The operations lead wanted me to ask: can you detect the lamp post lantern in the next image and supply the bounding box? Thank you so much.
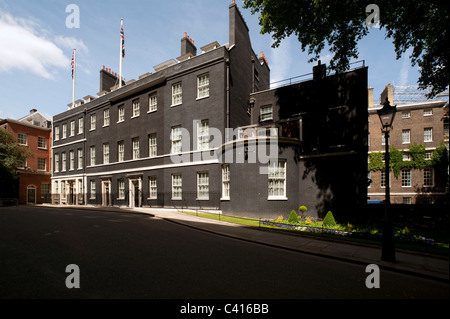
[377,97,397,262]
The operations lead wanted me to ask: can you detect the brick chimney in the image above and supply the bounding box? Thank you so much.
[99,65,125,92]
[380,83,394,105]
[313,60,326,81]
[368,86,374,107]
[181,32,197,57]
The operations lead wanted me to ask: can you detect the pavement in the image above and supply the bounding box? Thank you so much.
[40,204,449,282]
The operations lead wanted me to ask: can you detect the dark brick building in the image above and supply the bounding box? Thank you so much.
[51,2,368,219]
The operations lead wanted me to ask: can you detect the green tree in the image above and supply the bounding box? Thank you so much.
[0,129,33,197]
[242,0,448,98]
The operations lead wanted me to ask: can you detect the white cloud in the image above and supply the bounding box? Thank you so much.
[54,35,89,54]
[398,48,412,87]
[0,10,70,79]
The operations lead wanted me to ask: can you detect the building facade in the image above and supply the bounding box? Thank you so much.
[52,2,269,210]
[1,110,52,204]
[368,84,449,204]
[51,2,369,220]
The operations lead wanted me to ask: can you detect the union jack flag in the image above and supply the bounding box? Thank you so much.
[71,49,75,79]
[120,23,125,58]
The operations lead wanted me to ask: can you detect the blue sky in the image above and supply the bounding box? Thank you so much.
[0,0,421,121]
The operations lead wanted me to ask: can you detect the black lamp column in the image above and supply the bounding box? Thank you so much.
[377,98,397,262]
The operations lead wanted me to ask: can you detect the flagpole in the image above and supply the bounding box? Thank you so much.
[119,18,123,88]
[72,48,76,109]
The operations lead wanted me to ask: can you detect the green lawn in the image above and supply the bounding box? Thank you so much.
[180,210,449,256]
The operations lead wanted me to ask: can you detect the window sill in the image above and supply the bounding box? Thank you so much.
[267,197,288,201]
[147,197,157,200]
[131,115,140,119]
[147,109,157,114]
[220,197,230,201]
[171,103,182,108]
[196,95,209,101]
[102,124,110,128]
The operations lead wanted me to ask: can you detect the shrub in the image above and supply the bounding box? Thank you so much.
[299,206,307,214]
[323,211,336,227]
[276,215,284,223]
[288,210,298,224]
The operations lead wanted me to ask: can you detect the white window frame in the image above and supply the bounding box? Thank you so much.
[424,151,433,160]
[197,73,209,99]
[103,143,110,164]
[103,108,110,126]
[132,137,140,160]
[17,133,27,145]
[423,109,433,116]
[171,126,182,154]
[90,114,96,131]
[402,129,410,144]
[424,127,433,142]
[118,105,125,123]
[197,120,209,150]
[149,176,157,199]
[62,124,67,139]
[149,133,157,157]
[69,150,74,170]
[54,126,60,141]
[268,159,287,199]
[148,93,157,113]
[402,111,411,119]
[401,169,411,187]
[70,121,75,136]
[172,174,182,200]
[77,148,83,169]
[172,82,182,106]
[260,105,273,121]
[38,136,47,149]
[132,99,140,118]
[197,172,209,200]
[41,183,50,199]
[90,146,96,166]
[380,170,391,188]
[61,152,67,172]
[221,164,230,200]
[90,180,96,199]
[38,157,46,171]
[78,117,83,134]
[423,168,434,187]
[54,153,59,172]
[118,141,125,162]
[118,179,125,199]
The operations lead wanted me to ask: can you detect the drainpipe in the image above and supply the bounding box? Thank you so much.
[226,57,230,142]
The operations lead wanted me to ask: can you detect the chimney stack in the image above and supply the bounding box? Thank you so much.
[181,32,197,57]
[368,86,374,108]
[380,83,394,105]
[313,60,326,81]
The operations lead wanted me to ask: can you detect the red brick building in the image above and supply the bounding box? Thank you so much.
[368,84,449,204]
[0,110,52,204]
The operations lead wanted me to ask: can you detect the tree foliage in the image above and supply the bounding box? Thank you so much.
[242,0,449,97]
[0,129,33,175]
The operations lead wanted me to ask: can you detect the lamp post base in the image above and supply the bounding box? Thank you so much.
[381,220,396,262]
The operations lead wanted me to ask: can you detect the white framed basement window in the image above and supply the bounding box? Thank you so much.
[268,159,287,200]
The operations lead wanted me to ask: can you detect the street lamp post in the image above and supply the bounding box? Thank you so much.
[377,97,397,262]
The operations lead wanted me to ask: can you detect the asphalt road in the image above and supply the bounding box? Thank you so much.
[1,205,448,300]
